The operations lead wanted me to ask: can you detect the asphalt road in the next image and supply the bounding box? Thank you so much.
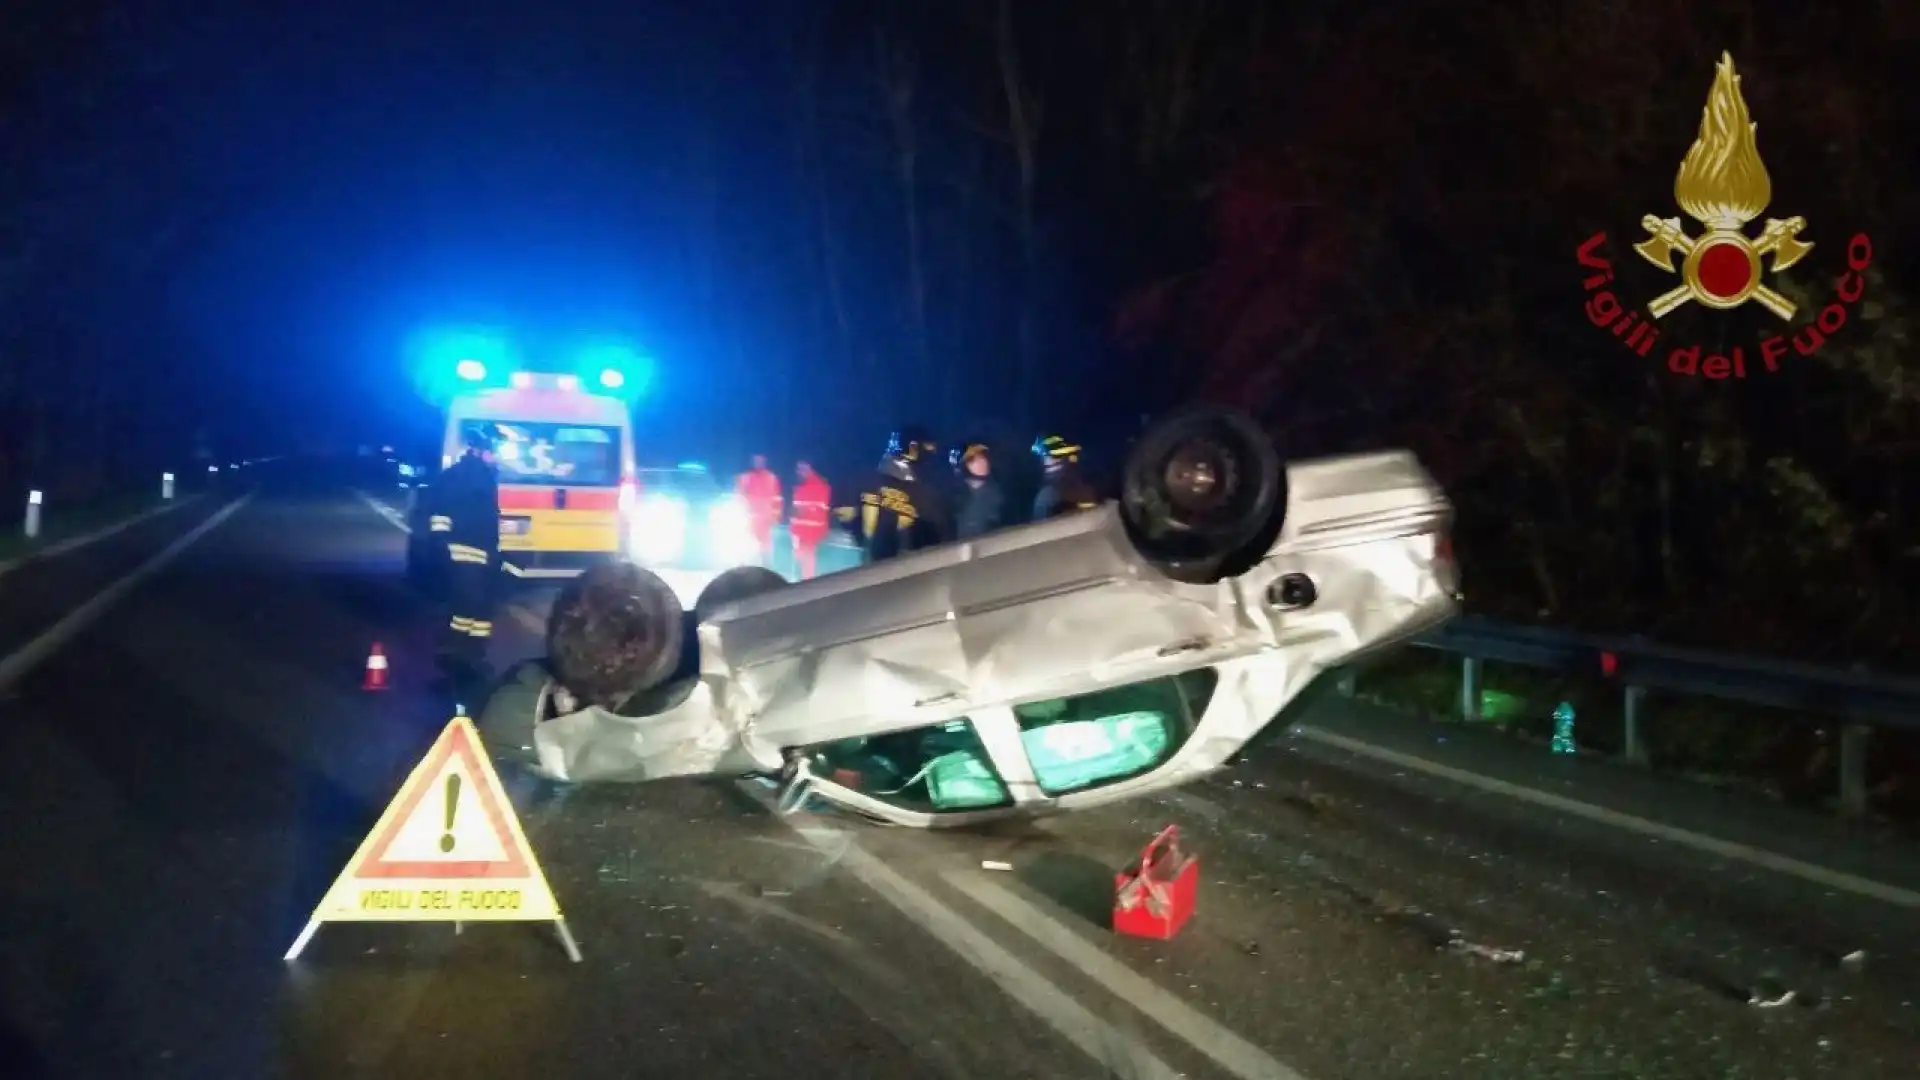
[1,472,1916,1079]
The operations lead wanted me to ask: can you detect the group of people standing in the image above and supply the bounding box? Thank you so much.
[731,454,834,579]
[731,427,1103,574]
[420,421,1107,693]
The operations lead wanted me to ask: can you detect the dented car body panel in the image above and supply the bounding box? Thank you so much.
[502,448,1458,827]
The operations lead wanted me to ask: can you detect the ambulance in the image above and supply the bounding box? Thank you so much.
[408,360,639,582]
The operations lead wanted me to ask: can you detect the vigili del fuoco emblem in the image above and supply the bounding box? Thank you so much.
[1574,52,1874,379]
[1633,52,1811,321]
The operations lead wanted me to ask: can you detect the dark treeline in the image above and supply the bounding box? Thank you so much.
[2,0,1915,668]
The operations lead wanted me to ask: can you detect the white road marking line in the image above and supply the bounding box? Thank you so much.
[506,605,545,635]
[352,489,411,533]
[733,784,1186,1080]
[1293,725,1920,910]
[948,873,1312,1080]
[0,496,200,581]
[0,494,255,692]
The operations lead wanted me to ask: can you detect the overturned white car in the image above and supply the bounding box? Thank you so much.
[477,408,1459,827]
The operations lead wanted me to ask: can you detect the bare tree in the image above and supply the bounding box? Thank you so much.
[790,22,862,380]
[873,23,930,377]
[992,0,1042,419]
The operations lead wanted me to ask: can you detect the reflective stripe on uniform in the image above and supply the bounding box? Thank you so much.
[465,620,493,639]
[447,543,490,564]
[450,615,474,632]
[429,515,452,532]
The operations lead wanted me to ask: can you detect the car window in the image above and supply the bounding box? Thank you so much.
[802,718,1012,812]
[1011,669,1219,796]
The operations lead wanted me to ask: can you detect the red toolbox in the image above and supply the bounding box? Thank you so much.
[1112,825,1198,940]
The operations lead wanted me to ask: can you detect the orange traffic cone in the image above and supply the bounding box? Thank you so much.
[362,643,390,691]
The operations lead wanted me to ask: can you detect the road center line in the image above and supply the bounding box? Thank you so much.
[947,872,1313,1080]
[0,494,255,692]
[352,489,412,533]
[1293,725,1920,910]
[731,784,1187,1079]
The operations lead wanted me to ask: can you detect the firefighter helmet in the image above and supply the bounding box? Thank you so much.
[887,425,938,464]
[1032,433,1080,468]
[950,441,989,471]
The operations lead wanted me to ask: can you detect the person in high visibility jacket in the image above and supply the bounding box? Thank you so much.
[423,422,503,683]
[789,461,832,579]
[1032,433,1101,520]
[736,454,784,566]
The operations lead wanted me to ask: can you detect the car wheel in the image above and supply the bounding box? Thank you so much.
[1119,406,1286,584]
[548,563,686,703]
[694,565,790,620]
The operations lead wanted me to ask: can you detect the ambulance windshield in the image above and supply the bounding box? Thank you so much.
[478,420,623,487]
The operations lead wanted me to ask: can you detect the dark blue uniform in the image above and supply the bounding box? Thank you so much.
[1033,465,1099,520]
[423,450,500,667]
[858,458,953,561]
[954,477,1005,539]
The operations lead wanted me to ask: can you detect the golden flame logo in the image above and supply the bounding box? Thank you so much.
[1632,53,1813,321]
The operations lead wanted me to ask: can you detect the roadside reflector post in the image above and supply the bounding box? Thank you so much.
[1458,656,1481,721]
[161,472,176,501]
[23,489,42,540]
[1838,724,1871,819]
[1621,685,1649,765]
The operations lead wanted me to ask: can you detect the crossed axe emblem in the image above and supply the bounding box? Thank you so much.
[1632,215,1813,321]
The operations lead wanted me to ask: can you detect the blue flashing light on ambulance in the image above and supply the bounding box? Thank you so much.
[407,340,648,584]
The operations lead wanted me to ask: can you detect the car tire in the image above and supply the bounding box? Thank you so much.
[548,563,686,703]
[1119,406,1286,584]
[694,565,790,620]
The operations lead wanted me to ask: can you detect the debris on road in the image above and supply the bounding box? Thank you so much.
[1449,938,1526,964]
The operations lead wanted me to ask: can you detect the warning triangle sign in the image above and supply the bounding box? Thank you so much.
[293,715,563,934]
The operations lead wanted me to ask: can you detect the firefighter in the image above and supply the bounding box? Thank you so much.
[424,422,503,685]
[789,460,832,579]
[736,453,784,567]
[1031,433,1100,520]
[855,425,952,561]
[950,441,1004,540]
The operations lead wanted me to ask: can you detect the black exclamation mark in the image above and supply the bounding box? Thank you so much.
[440,774,461,853]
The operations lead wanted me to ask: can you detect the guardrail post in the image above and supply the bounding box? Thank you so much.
[161,472,175,501]
[1459,657,1481,721]
[1621,685,1649,765]
[23,489,42,540]
[1838,724,1871,818]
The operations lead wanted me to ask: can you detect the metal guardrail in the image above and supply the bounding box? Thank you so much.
[1396,616,1920,817]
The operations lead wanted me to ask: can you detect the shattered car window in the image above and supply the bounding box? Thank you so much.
[805,719,1012,812]
[1013,669,1219,796]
